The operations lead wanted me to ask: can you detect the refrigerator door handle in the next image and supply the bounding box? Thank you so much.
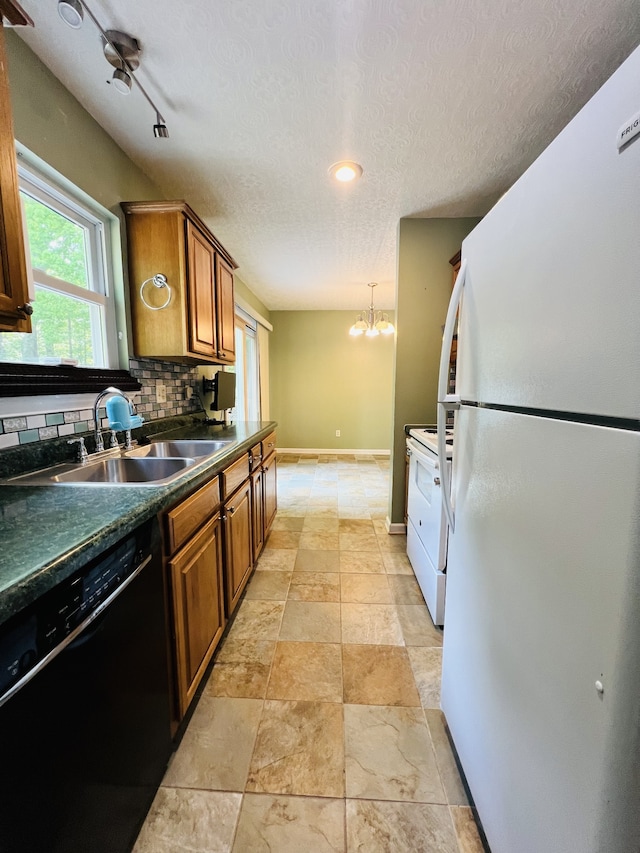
[437,258,467,532]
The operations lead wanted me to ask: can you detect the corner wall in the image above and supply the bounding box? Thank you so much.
[389,218,480,523]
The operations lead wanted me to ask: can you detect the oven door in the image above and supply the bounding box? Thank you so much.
[406,437,448,626]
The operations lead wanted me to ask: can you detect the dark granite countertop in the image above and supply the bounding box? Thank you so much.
[0,419,276,628]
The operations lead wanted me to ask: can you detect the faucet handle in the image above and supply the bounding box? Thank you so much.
[68,437,88,463]
[108,429,120,449]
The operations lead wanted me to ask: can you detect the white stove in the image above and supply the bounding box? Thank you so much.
[408,427,454,458]
[405,426,453,626]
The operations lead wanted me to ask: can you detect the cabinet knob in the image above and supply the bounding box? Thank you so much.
[17,304,34,317]
[434,477,441,486]
[228,505,236,515]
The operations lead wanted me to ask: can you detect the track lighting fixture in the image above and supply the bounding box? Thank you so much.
[55,0,169,138]
[57,0,83,29]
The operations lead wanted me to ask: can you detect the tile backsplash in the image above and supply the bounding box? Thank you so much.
[0,357,204,450]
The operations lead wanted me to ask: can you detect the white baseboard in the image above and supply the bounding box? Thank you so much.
[385,518,407,535]
[278,448,390,456]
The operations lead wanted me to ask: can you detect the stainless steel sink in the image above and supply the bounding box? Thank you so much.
[127,440,234,459]
[8,456,196,487]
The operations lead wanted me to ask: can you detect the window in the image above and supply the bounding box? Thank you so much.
[0,165,117,368]
[234,313,260,421]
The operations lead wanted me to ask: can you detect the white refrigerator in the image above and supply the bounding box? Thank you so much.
[437,44,640,853]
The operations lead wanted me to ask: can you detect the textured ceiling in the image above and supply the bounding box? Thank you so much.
[14,0,640,310]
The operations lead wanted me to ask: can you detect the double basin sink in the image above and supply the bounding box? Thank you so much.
[7,440,235,487]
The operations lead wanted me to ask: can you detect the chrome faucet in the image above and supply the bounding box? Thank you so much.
[93,386,136,452]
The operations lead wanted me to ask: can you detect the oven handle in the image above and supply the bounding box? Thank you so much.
[437,257,467,533]
[406,438,440,474]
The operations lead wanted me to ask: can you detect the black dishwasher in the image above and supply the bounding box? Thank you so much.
[0,518,173,853]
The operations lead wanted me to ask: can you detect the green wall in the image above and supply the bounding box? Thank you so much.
[270,311,394,450]
[389,218,481,523]
[5,32,162,213]
[234,274,270,323]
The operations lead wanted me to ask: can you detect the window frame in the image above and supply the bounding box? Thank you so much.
[0,153,135,397]
[234,311,260,422]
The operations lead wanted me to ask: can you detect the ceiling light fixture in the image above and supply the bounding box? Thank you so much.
[349,283,395,338]
[56,1,169,138]
[57,0,83,28]
[329,161,363,183]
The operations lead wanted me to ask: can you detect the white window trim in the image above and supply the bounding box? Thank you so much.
[15,148,121,370]
[234,294,273,332]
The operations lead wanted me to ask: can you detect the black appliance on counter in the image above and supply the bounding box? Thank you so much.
[0,518,173,853]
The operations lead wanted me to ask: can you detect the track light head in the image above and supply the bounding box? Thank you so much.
[153,117,169,138]
[111,67,132,94]
[58,0,84,28]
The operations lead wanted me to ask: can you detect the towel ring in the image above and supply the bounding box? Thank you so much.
[140,273,171,310]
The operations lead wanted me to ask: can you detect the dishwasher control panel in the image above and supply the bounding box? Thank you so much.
[0,519,155,701]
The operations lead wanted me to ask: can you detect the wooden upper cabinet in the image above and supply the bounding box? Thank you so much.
[448,250,461,364]
[0,22,32,333]
[187,220,217,358]
[215,254,235,363]
[449,249,461,286]
[121,200,237,364]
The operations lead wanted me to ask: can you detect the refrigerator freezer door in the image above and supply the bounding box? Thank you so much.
[441,406,640,853]
[456,45,640,420]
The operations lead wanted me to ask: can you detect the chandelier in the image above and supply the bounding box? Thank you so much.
[349,283,395,337]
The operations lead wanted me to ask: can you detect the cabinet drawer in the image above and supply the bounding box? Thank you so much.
[261,431,276,460]
[165,477,221,554]
[222,453,250,499]
[249,442,262,471]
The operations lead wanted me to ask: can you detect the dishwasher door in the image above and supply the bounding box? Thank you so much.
[0,521,173,853]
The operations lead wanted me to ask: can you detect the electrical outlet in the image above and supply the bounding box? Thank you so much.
[156,383,167,404]
[185,386,194,400]
[335,429,341,437]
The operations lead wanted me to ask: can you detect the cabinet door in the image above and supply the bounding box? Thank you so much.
[263,453,278,539]
[0,24,31,333]
[223,479,253,614]
[186,221,217,358]
[251,467,265,562]
[169,513,225,719]
[215,254,235,363]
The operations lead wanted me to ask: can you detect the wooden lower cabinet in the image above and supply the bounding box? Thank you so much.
[168,513,225,720]
[251,466,265,562]
[263,452,277,539]
[162,435,276,722]
[223,478,253,614]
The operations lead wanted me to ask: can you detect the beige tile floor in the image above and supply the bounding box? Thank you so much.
[134,454,485,853]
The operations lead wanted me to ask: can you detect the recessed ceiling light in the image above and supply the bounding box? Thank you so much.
[329,161,363,183]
